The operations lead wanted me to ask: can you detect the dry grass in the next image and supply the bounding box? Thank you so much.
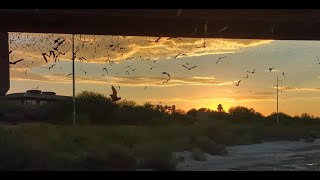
[1,113,320,170]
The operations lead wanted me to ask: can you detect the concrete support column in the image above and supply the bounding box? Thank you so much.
[0,32,9,96]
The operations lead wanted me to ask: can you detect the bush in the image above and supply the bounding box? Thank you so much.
[229,106,263,121]
[303,136,316,143]
[194,136,227,155]
[303,130,318,143]
[191,147,206,161]
[186,108,198,118]
[77,91,119,124]
[80,144,137,171]
[135,143,177,171]
[207,125,237,145]
[46,91,191,126]
[0,129,47,170]
[267,112,292,121]
[209,111,230,120]
[140,154,176,171]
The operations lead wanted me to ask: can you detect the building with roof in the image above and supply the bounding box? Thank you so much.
[0,89,71,106]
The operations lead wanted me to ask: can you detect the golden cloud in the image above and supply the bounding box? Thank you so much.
[9,32,272,66]
[280,86,320,92]
[10,68,234,87]
[143,97,234,102]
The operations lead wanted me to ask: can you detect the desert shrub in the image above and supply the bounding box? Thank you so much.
[79,144,137,171]
[0,128,48,170]
[135,142,177,171]
[194,136,227,155]
[77,91,119,124]
[229,106,263,121]
[186,108,198,118]
[191,147,206,161]
[209,111,231,120]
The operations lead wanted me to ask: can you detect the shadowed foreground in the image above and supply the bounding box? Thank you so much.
[1,91,320,170]
[1,120,320,171]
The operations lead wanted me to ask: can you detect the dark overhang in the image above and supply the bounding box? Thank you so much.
[1,9,320,40]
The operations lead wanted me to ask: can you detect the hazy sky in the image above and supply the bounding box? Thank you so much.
[7,32,320,116]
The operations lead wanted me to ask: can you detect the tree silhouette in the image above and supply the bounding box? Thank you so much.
[164,105,168,114]
[229,106,263,120]
[267,112,291,121]
[167,106,172,114]
[198,108,211,113]
[143,102,155,110]
[171,105,176,114]
[217,104,224,112]
[187,108,198,118]
[301,113,313,120]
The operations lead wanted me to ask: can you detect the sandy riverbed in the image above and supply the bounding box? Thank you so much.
[176,139,320,171]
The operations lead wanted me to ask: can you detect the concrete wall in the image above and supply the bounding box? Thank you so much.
[0,32,9,96]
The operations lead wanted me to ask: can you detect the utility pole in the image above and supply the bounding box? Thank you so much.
[273,76,282,123]
[277,76,279,123]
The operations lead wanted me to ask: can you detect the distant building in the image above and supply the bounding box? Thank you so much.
[0,90,71,106]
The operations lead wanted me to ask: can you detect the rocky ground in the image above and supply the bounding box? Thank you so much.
[176,139,320,171]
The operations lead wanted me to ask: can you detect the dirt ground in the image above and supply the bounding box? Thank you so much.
[176,139,320,171]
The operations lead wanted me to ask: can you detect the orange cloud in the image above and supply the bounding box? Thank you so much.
[10,67,235,87]
[9,32,273,66]
[280,86,320,92]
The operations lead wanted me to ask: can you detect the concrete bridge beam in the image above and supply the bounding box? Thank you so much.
[0,32,9,96]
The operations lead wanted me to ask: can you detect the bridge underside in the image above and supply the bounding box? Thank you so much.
[1,9,320,40]
[1,9,320,95]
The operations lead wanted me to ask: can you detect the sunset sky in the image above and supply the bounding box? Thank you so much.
[7,32,320,116]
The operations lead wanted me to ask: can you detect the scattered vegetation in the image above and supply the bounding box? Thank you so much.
[1,91,320,170]
[191,147,206,161]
